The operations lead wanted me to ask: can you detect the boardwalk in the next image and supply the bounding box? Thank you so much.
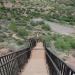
[20,42,48,75]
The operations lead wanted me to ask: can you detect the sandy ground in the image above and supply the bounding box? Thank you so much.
[20,42,49,75]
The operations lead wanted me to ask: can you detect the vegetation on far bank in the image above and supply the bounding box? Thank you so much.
[0,0,75,55]
[0,0,75,25]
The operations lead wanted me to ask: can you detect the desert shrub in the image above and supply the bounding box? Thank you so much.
[55,35,75,51]
[52,34,61,40]
[0,37,4,42]
[63,36,75,49]
[9,21,17,32]
[70,40,75,49]
[0,26,2,29]
[0,33,7,42]
[42,24,50,31]
[29,11,41,18]
[55,37,71,51]
[17,28,28,38]
[43,35,51,42]
[42,34,51,47]
[16,40,24,45]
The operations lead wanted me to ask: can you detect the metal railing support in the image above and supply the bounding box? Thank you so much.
[44,43,75,75]
[0,38,36,75]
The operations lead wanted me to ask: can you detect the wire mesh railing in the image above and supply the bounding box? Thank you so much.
[44,43,75,75]
[0,38,36,75]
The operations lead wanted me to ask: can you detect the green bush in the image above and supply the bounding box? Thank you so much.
[55,35,75,51]
[17,28,28,38]
[55,37,71,51]
[42,24,50,31]
[42,34,51,47]
[16,40,24,45]
[70,40,75,48]
[9,21,17,32]
[52,34,61,40]
[0,26,2,29]
[29,11,41,18]
[43,35,51,42]
[63,36,75,49]
[0,37,4,42]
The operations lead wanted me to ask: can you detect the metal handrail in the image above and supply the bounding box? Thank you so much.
[46,51,61,75]
[47,47,75,72]
[0,49,31,68]
[0,38,36,75]
[45,43,75,75]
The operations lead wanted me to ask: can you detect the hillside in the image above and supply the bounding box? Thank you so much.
[0,0,75,56]
[0,0,75,25]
